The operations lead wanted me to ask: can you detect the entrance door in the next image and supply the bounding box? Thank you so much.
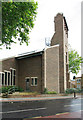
[26,78,30,91]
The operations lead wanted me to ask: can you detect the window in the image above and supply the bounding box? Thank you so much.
[0,73,1,85]
[13,70,15,85]
[0,68,16,86]
[66,52,67,63]
[5,72,7,85]
[35,78,37,85]
[0,72,5,86]
[11,69,12,85]
[77,84,80,89]
[2,73,4,85]
[31,77,37,86]
[10,68,16,86]
[31,78,34,86]
[77,79,80,83]
[8,72,10,85]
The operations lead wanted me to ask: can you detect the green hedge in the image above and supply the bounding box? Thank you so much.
[65,88,83,94]
[47,91,57,94]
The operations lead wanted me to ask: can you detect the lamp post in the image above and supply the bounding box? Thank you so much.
[73,76,76,98]
[74,86,76,98]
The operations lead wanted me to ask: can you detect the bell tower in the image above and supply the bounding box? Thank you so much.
[51,13,70,93]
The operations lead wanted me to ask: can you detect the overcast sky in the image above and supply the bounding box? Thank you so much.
[0,0,82,77]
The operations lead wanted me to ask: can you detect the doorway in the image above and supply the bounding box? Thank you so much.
[25,78,30,91]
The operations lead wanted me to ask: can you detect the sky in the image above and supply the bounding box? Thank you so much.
[0,0,82,78]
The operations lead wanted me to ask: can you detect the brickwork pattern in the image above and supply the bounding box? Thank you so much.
[0,61,2,72]
[45,45,59,93]
[51,13,70,93]
[17,55,42,92]
[2,57,18,86]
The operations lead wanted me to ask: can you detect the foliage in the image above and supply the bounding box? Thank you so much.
[43,88,48,94]
[15,86,24,92]
[76,88,83,93]
[69,48,83,75]
[0,86,24,93]
[65,88,76,94]
[65,88,83,94]
[43,88,57,94]
[47,91,57,94]
[2,1,38,48]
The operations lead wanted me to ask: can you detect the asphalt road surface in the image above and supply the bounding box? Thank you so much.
[1,98,82,119]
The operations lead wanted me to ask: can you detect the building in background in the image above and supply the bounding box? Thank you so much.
[0,13,70,93]
[70,76,82,89]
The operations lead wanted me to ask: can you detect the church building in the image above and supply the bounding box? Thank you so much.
[0,13,70,93]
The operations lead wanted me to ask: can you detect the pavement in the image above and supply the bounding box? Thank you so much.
[41,111,82,118]
[27,111,81,119]
[26,111,82,120]
[23,110,82,119]
[0,94,81,102]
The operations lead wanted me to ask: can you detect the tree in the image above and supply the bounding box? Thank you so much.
[1,1,38,48]
[69,49,83,75]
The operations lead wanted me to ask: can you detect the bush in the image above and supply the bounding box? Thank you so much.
[65,88,76,94]
[0,86,24,94]
[2,86,8,93]
[65,88,83,94]
[43,88,48,94]
[43,88,57,94]
[16,86,24,92]
[81,89,83,93]
[47,91,57,94]
[2,86,12,93]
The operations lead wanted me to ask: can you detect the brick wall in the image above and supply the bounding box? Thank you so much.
[2,57,18,86]
[2,57,16,71]
[51,13,70,93]
[17,55,43,93]
[45,45,59,93]
[66,64,70,88]
[0,60,2,72]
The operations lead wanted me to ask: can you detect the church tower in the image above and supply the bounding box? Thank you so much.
[51,13,70,93]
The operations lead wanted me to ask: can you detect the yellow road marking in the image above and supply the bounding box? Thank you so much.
[33,116,41,118]
[56,112,69,115]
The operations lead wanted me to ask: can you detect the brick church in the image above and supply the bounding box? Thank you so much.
[0,13,70,93]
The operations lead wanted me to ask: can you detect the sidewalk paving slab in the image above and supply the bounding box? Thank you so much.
[0,95,81,102]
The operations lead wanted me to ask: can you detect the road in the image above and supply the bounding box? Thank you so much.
[1,98,82,119]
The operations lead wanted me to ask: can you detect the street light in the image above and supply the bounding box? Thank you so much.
[73,76,76,98]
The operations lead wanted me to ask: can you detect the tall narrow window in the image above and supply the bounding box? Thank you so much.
[10,68,16,86]
[0,73,1,86]
[11,69,12,85]
[2,73,4,86]
[5,72,7,85]
[31,78,34,86]
[8,72,10,85]
[13,70,15,85]
[35,78,37,86]
[0,72,4,86]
